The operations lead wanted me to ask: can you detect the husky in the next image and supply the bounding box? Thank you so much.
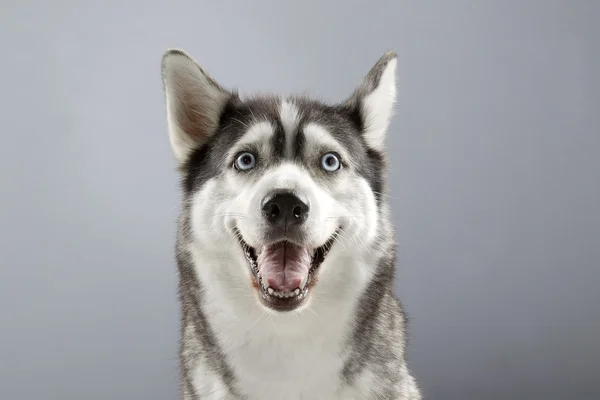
[160,48,421,400]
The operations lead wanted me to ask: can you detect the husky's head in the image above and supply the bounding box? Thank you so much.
[162,49,397,314]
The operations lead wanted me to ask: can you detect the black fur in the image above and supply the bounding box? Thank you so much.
[162,48,420,399]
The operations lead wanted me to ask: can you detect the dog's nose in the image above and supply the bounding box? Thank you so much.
[261,191,309,226]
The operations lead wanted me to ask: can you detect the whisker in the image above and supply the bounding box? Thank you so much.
[219,229,241,262]
[333,230,351,254]
[268,314,280,335]
[196,385,231,398]
[230,117,250,128]
[306,306,318,317]
[350,231,376,258]
[243,310,267,333]
[211,213,246,218]
[371,191,402,200]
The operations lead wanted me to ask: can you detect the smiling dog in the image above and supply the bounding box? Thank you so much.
[161,48,421,399]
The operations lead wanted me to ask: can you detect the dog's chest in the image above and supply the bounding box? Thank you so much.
[205,306,352,400]
[231,333,346,399]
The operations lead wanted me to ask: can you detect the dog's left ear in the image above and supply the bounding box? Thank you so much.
[161,49,232,164]
[343,51,397,151]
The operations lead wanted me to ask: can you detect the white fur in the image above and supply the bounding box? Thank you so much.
[185,115,384,398]
[303,122,352,167]
[166,50,417,397]
[278,100,301,157]
[190,247,368,399]
[184,324,232,399]
[361,57,397,151]
[227,120,275,161]
[235,162,340,254]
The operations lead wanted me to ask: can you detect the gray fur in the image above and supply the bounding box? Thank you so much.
[161,49,421,399]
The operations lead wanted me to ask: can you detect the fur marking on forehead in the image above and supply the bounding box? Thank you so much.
[302,122,349,159]
[278,100,301,158]
[236,121,274,147]
[228,120,275,160]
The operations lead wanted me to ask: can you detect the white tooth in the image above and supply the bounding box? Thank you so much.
[300,274,308,290]
[261,278,268,289]
[284,292,290,298]
[294,288,300,296]
[267,287,274,295]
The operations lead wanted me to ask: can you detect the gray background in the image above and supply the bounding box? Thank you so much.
[1,1,599,399]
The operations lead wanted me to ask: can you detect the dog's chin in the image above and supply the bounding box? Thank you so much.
[235,228,339,312]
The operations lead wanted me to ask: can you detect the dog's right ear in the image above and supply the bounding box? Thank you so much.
[342,51,397,152]
[161,49,232,164]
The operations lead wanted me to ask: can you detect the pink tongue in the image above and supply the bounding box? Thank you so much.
[257,242,311,292]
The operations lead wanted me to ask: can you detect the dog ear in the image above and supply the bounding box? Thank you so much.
[343,51,397,151]
[161,49,232,163]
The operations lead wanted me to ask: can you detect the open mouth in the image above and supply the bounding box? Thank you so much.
[237,231,338,311]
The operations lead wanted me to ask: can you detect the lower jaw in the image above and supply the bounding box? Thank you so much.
[258,286,309,311]
[255,273,313,311]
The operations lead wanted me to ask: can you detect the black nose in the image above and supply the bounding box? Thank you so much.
[261,191,309,226]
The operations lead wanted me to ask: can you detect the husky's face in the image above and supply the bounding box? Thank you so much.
[162,50,396,313]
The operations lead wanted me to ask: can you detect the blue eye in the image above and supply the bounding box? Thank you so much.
[321,152,341,172]
[234,152,257,171]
